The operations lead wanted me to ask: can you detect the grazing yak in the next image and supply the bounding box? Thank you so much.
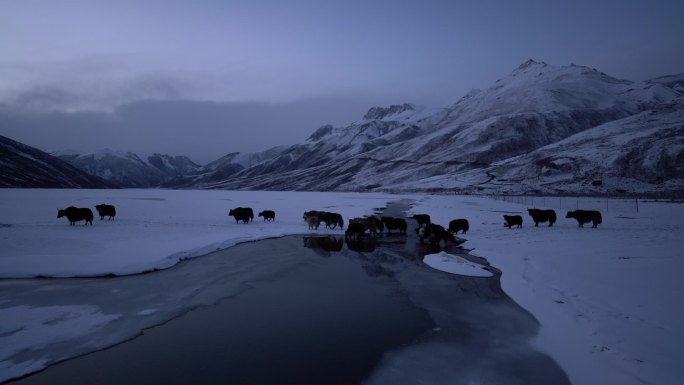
[229,207,254,224]
[504,215,523,229]
[527,208,556,227]
[258,210,276,222]
[566,210,602,228]
[369,216,384,233]
[416,223,456,248]
[448,219,469,234]
[95,204,116,220]
[350,218,379,237]
[58,206,93,226]
[381,216,407,234]
[345,221,367,240]
[303,211,321,230]
[412,214,431,228]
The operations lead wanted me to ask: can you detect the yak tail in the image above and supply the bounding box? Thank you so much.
[596,212,603,224]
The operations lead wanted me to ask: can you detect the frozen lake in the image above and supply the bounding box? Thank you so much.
[4,233,568,385]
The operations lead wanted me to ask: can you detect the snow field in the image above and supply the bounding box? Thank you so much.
[409,195,684,385]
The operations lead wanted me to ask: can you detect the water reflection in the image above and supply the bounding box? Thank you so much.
[303,236,344,253]
[7,235,568,385]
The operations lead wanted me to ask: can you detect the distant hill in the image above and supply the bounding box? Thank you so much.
[0,135,113,188]
[55,149,201,188]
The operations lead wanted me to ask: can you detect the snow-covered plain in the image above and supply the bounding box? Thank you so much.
[1,189,682,385]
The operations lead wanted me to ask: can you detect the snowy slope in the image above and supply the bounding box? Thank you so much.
[169,60,683,195]
[0,135,112,188]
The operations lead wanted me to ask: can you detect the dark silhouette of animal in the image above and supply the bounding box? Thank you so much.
[448,219,469,234]
[369,216,384,233]
[258,210,275,221]
[57,207,93,226]
[319,212,344,229]
[304,212,320,230]
[504,215,523,229]
[416,223,456,247]
[381,216,407,234]
[566,210,602,228]
[229,207,254,224]
[412,214,431,228]
[527,209,556,227]
[345,221,367,240]
[94,204,116,220]
[350,218,378,236]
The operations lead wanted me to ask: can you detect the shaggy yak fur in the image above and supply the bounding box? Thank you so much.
[368,216,384,233]
[381,216,407,234]
[527,208,557,227]
[303,211,321,230]
[503,215,523,229]
[448,219,470,234]
[345,221,367,240]
[349,218,378,236]
[258,210,276,221]
[416,223,456,247]
[229,207,254,224]
[58,206,94,226]
[566,210,602,228]
[412,214,431,228]
[319,212,344,230]
[94,204,116,220]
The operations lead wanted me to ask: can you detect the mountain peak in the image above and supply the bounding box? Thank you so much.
[363,104,414,120]
[517,59,547,70]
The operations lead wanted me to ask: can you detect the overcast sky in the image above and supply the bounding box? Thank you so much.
[2,0,683,163]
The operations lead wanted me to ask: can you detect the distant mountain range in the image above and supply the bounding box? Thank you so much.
[53,150,200,188]
[3,60,683,195]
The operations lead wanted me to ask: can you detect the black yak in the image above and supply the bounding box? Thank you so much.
[416,223,456,247]
[95,204,116,220]
[368,216,384,233]
[58,206,93,226]
[229,207,254,224]
[527,209,557,227]
[319,212,344,230]
[258,210,276,221]
[448,219,470,234]
[381,216,407,234]
[566,210,602,228]
[504,215,523,229]
[345,221,367,240]
[412,214,431,228]
[350,218,378,237]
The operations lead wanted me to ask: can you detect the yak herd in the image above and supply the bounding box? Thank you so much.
[56,202,603,248]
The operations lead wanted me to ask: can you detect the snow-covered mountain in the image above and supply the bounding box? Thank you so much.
[0,135,113,188]
[56,149,200,188]
[167,60,683,195]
